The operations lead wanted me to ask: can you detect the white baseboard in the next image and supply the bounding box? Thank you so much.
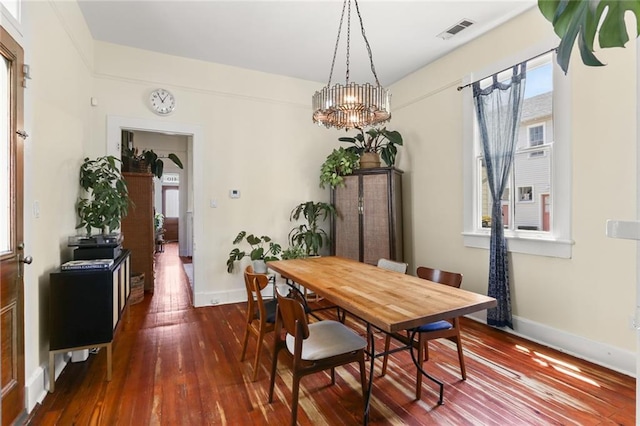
[25,352,71,414]
[194,283,288,308]
[467,311,635,377]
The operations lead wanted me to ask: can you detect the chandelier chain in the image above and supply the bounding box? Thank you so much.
[327,0,348,87]
[353,0,381,87]
[345,0,351,84]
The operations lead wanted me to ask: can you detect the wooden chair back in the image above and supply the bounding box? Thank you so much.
[244,266,270,320]
[377,258,408,274]
[416,266,462,288]
[276,291,309,340]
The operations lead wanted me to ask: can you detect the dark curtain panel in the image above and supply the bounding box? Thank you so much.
[473,63,527,329]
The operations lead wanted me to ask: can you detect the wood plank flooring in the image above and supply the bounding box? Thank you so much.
[28,243,635,425]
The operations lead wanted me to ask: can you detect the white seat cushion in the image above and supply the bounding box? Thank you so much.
[286,320,367,361]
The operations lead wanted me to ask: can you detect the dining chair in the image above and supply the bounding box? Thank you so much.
[377,258,408,274]
[268,290,368,426]
[240,265,277,381]
[380,266,466,399]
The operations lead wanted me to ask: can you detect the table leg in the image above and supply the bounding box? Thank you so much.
[49,351,55,393]
[363,323,375,425]
[409,329,444,404]
[106,342,112,381]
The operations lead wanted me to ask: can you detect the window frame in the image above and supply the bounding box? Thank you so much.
[527,123,545,147]
[462,39,573,258]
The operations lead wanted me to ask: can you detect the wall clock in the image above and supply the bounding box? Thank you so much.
[149,88,176,115]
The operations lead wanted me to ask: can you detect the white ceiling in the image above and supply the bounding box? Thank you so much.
[77,0,536,86]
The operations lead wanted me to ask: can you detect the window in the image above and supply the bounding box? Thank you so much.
[463,44,573,258]
[528,124,545,147]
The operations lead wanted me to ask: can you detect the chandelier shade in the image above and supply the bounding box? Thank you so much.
[312,0,391,130]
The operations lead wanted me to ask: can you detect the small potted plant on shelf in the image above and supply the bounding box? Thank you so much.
[281,244,308,260]
[122,148,184,179]
[288,201,336,256]
[339,127,403,168]
[226,231,282,273]
[76,156,129,237]
[319,147,359,189]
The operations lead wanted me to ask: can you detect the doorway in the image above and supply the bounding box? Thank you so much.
[107,116,201,305]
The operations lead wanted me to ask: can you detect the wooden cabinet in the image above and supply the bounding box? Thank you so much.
[121,173,155,292]
[49,250,130,392]
[331,167,403,264]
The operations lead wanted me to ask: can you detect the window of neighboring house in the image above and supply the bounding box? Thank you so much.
[463,43,573,258]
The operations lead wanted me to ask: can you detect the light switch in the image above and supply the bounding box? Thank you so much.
[33,200,40,218]
[210,199,217,208]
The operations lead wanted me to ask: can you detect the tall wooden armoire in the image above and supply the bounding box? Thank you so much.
[121,172,155,292]
[331,167,403,265]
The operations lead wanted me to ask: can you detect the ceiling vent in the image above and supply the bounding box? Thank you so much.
[437,19,475,40]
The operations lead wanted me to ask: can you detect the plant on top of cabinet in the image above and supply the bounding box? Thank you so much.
[288,201,336,256]
[319,147,359,189]
[339,127,403,169]
[122,148,183,179]
[226,231,282,273]
[76,156,129,236]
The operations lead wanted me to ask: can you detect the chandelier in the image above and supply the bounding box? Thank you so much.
[312,0,391,130]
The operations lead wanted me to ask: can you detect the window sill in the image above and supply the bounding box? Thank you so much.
[462,232,573,259]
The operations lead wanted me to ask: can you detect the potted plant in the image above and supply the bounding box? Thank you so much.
[76,156,129,236]
[319,147,359,189]
[288,201,336,256]
[281,244,308,260]
[122,148,184,179]
[226,231,282,273]
[339,127,403,168]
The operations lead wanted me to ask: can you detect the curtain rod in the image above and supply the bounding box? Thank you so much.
[456,47,558,92]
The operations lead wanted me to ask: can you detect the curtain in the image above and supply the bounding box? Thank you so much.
[473,63,527,329]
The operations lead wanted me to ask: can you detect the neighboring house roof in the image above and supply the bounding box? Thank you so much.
[521,92,552,123]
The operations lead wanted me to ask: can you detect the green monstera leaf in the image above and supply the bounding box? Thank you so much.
[539,0,640,74]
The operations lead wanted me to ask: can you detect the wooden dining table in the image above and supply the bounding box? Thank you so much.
[267,256,497,424]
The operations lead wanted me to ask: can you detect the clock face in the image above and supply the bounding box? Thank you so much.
[149,88,176,115]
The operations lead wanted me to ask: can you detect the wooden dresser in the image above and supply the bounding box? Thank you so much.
[121,172,155,292]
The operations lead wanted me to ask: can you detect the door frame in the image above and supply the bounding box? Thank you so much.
[106,116,202,305]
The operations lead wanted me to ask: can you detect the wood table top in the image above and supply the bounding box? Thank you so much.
[267,256,497,333]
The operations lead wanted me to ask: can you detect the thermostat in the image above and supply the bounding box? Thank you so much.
[230,189,241,199]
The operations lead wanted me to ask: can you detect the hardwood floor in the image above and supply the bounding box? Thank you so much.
[28,243,635,425]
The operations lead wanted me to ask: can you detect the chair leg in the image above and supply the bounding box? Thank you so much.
[240,325,250,362]
[291,374,301,426]
[416,334,424,400]
[358,351,367,404]
[251,328,264,381]
[331,367,336,385]
[380,335,391,377]
[423,340,429,362]
[454,334,467,380]
[268,345,281,403]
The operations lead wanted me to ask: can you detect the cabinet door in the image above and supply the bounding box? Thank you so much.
[362,173,391,264]
[334,175,360,260]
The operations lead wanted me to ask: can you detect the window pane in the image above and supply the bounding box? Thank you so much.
[0,56,9,253]
[514,55,553,232]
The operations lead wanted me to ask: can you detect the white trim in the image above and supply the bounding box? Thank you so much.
[466,312,635,377]
[106,115,203,304]
[462,36,573,258]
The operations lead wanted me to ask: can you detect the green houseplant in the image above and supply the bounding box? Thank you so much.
[538,0,640,74]
[319,147,359,189]
[288,201,336,256]
[226,231,282,273]
[281,244,308,260]
[123,148,184,179]
[339,127,403,168]
[76,156,129,236]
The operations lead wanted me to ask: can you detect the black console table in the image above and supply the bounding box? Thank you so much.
[48,250,130,392]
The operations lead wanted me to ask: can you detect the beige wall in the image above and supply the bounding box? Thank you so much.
[19,0,95,409]
[90,41,343,305]
[391,8,636,357]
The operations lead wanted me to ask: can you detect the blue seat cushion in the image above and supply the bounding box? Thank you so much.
[415,320,452,333]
